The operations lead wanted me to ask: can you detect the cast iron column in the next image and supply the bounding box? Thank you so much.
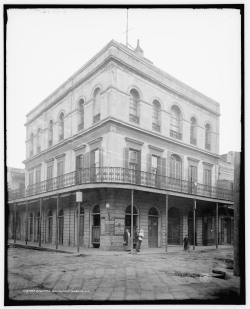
[77,200,80,253]
[216,203,219,249]
[131,189,134,252]
[193,199,196,250]
[39,198,42,247]
[25,201,28,245]
[56,194,59,249]
[165,194,169,252]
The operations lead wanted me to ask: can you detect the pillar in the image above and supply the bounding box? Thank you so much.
[56,194,59,249]
[39,198,42,247]
[216,203,218,249]
[131,189,134,252]
[165,194,169,252]
[193,199,196,250]
[25,201,28,245]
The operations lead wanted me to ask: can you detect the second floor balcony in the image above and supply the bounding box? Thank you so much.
[8,167,233,202]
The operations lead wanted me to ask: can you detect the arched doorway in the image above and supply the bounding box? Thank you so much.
[188,211,197,245]
[125,205,139,237]
[75,205,84,246]
[59,209,64,245]
[35,211,41,242]
[46,208,53,243]
[148,207,159,248]
[168,207,180,244]
[92,205,100,248]
[29,212,34,241]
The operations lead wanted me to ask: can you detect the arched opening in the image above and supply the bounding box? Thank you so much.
[170,106,182,139]
[168,207,180,244]
[58,112,64,141]
[148,207,159,248]
[48,120,53,146]
[75,205,84,246]
[78,99,84,131]
[29,212,34,241]
[35,211,41,242]
[59,209,64,245]
[129,89,140,123]
[190,117,197,145]
[152,100,161,131]
[205,123,211,150]
[46,208,53,243]
[92,205,100,248]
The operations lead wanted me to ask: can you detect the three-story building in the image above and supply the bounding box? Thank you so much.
[8,40,233,250]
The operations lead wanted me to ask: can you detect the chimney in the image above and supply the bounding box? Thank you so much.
[134,39,144,57]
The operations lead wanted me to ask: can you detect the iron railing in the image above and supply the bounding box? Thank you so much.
[8,167,233,202]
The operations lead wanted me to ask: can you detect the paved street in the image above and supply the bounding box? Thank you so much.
[7,247,242,304]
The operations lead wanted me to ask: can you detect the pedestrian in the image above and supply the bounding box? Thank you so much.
[135,227,140,253]
[183,234,190,251]
[123,228,131,251]
[138,229,144,251]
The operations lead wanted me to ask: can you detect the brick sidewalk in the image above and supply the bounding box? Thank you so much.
[6,246,243,304]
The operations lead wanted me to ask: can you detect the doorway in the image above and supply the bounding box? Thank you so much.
[168,207,180,245]
[75,205,84,246]
[148,207,159,248]
[47,208,53,243]
[92,205,100,248]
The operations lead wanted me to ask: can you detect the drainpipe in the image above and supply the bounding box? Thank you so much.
[216,203,219,249]
[165,194,168,252]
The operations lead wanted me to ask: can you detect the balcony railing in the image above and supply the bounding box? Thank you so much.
[170,130,182,140]
[8,167,233,202]
[152,123,160,132]
[129,114,140,124]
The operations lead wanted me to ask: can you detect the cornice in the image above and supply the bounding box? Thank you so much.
[73,144,87,152]
[148,145,164,152]
[187,157,200,163]
[88,137,103,146]
[202,161,214,167]
[55,153,66,160]
[125,137,144,146]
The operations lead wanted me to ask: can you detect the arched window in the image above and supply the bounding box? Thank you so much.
[170,154,182,179]
[48,120,53,147]
[129,89,140,124]
[152,100,161,131]
[205,123,211,150]
[190,117,197,145]
[78,99,84,131]
[37,128,41,153]
[58,112,64,141]
[93,88,101,123]
[30,133,34,157]
[170,106,182,139]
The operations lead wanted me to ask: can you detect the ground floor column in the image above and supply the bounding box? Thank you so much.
[165,194,168,252]
[193,199,196,250]
[25,201,28,245]
[130,189,134,252]
[14,203,17,244]
[56,194,59,249]
[216,202,219,249]
[39,198,42,247]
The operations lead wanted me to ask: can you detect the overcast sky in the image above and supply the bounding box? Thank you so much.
[6,8,241,169]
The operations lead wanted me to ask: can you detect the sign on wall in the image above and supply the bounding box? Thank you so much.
[114,218,125,235]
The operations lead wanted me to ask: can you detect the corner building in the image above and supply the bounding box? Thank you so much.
[8,40,233,250]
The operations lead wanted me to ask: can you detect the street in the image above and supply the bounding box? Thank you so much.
[7,247,241,304]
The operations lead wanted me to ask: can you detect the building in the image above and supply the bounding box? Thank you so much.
[7,40,233,250]
[7,167,25,190]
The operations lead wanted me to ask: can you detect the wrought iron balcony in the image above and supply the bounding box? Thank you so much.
[170,130,182,140]
[8,167,233,202]
[93,113,100,123]
[129,114,140,124]
[152,123,160,132]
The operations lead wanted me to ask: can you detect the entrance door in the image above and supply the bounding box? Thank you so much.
[92,205,100,248]
[168,208,180,245]
[148,217,158,247]
[188,211,197,246]
[222,218,231,244]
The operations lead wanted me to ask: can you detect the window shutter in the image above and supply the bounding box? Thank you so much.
[90,150,95,168]
[157,157,162,175]
[162,158,167,176]
[147,154,152,173]
[83,152,90,169]
[124,148,129,169]
[137,150,141,171]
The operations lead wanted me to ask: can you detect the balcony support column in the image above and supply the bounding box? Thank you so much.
[25,201,28,245]
[131,189,134,252]
[193,199,196,250]
[165,194,169,252]
[216,203,219,249]
[14,202,17,244]
[39,198,42,247]
[56,194,59,250]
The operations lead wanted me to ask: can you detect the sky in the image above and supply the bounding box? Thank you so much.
[6,8,242,169]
